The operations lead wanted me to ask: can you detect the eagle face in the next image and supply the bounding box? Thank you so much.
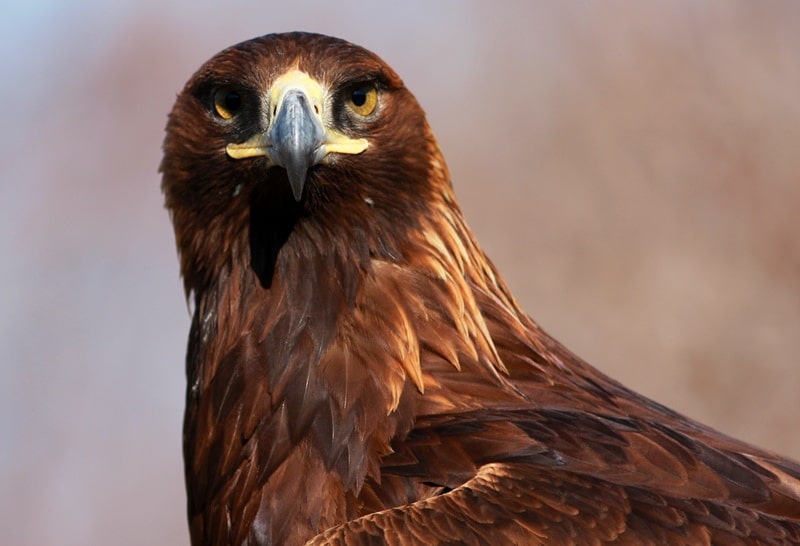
[163,33,433,246]
[163,32,443,295]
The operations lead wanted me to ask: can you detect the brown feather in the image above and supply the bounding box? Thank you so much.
[162,32,800,545]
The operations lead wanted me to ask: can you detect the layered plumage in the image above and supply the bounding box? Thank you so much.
[161,32,800,545]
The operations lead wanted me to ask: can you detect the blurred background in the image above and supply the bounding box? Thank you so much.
[1,1,799,544]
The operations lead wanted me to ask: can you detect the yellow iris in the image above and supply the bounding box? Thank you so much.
[347,85,378,117]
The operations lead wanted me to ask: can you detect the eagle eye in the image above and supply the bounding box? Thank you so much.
[213,88,242,120]
[346,85,378,117]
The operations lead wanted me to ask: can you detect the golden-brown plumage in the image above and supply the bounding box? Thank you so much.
[161,32,800,545]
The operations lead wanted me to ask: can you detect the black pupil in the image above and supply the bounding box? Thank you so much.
[224,91,241,111]
[351,88,368,107]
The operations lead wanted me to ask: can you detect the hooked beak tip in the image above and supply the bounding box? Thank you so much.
[286,165,307,202]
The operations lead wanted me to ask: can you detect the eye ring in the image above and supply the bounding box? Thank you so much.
[346,85,378,117]
[213,88,242,119]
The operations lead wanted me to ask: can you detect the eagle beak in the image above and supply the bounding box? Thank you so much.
[269,88,325,201]
[226,70,369,201]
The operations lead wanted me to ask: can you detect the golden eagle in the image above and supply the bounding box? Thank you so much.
[161,32,800,545]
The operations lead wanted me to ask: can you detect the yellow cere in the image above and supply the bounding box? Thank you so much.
[269,70,325,117]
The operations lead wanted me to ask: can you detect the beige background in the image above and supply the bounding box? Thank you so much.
[1,2,798,545]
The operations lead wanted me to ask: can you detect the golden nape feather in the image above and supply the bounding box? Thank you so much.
[161,32,800,545]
